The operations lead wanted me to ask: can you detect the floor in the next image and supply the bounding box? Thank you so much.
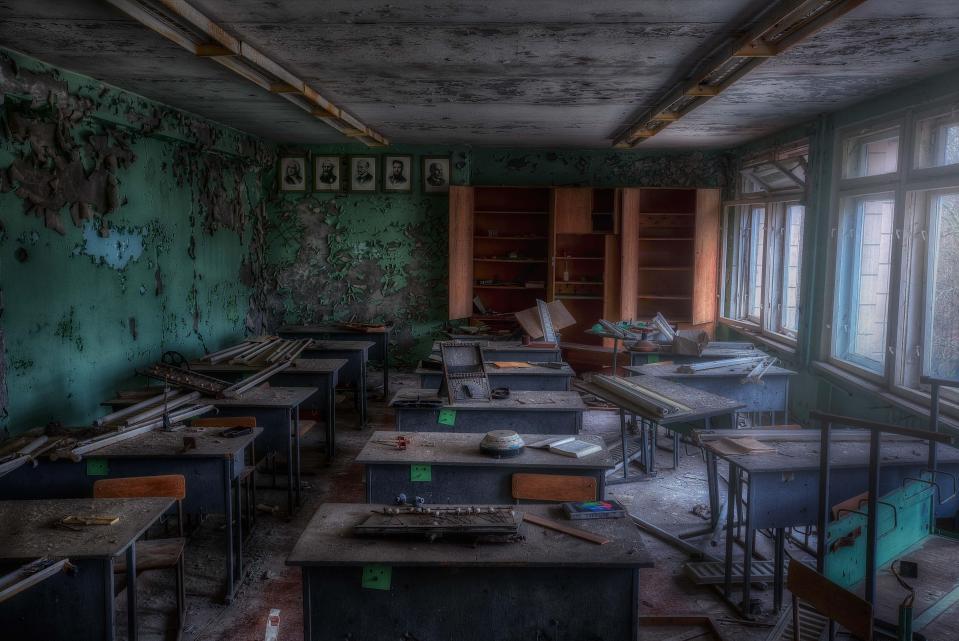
[122,370,959,641]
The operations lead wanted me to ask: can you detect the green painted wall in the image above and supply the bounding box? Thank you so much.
[259,146,730,363]
[719,67,959,430]
[0,47,273,434]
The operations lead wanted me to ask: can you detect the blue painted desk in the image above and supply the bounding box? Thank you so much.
[0,426,260,602]
[626,361,796,426]
[628,344,759,367]
[0,497,171,641]
[287,503,653,641]
[416,363,573,391]
[279,324,392,398]
[431,339,562,363]
[300,340,373,427]
[391,390,585,434]
[357,431,611,504]
[190,358,344,459]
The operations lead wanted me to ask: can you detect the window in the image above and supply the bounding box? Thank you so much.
[826,104,959,418]
[722,143,808,344]
[832,193,896,373]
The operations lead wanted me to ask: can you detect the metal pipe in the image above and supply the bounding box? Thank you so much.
[121,392,202,427]
[678,356,766,373]
[207,342,254,364]
[221,360,292,398]
[94,390,181,426]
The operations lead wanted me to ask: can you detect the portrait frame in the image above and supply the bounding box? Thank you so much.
[349,155,378,193]
[313,155,344,192]
[422,156,451,194]
[383,155,413,193]
[278,155,308,192]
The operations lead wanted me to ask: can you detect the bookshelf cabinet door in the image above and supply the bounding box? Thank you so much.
[448,186,474,319]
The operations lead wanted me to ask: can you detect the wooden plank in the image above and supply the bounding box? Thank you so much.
[617,188,640,321]
[552,188,593,234]
[522,512,609,545]
[603,233,621,321]
[786,560,873,641]
[512,473,597,502]
[448,186,474,320]
[93,474,187,500]
[692,189,720,326]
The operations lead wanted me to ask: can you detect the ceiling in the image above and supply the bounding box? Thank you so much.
[1,0,958,148]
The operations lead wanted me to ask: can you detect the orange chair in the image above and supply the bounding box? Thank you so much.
[94,475,186,640]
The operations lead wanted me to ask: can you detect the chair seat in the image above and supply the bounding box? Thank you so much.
[114,538,186,574]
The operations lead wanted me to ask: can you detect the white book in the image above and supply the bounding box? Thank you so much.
[526,436,575,449]
[548,439,602,458]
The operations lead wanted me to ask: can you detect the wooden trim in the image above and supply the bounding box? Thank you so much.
[94,474,187,500]
[617,188,640,321]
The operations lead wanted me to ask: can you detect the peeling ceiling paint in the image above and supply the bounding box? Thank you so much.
[0,1,958,147]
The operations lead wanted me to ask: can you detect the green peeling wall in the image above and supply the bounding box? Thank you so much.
[718,67,959,431]
[0,47,273,434]
[259,146,730,364]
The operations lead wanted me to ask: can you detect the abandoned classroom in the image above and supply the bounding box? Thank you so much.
[0,1,958,640]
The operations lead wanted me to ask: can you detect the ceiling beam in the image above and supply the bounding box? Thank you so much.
[613,0,869,148]
[103,0,388,147]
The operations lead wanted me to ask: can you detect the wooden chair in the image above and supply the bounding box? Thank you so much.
[511,473,598,503]
[786,560,872,641]
[191,416,258,533]
[94,475,186,641]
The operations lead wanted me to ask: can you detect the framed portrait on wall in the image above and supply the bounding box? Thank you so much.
[422,156,451,194]
[349,156,378,192]
[314,155,343,192]
[383,155,413,193]
[279,155,308,192]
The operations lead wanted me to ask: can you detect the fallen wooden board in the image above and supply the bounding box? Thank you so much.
[522,512,609,545]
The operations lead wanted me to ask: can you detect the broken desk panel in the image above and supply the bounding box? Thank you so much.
[300,340,373,427]
[417,363,574,391]
[278,324,392,398]
[626,360,796,424]
[430,339,562,363]
[357,431,612,504]
[0,498,171,641]
[287,503,653,641]
[0,427,260,602]
[190,358,344,460]
[390,390,585,434]
[628,345,759,367]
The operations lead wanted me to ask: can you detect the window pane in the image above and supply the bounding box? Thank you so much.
[843,129,899,178]
[925,192,959,379]
[915,112,959,169]
[833,194,895,372]
[782,205,804,334]
[747,207,765,321]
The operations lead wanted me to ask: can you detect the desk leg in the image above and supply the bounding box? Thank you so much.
[383,336,391,399]
[286,412,295,515]
[706,451,720,530]
[649,421,658,474]
[612,338,619,375]
[723,464,737,598]
[672,432,680,469]
[301,569,312,641]
[103,559,116,641]
[774,527,785,613]
[359,360,368,428]
[235,475,244,593]
[126,544,138,641]
[293,408,302,507]
[328,383,337,460]
[742,470,755,617]
[223,458,235,604]
[619,408,629,481]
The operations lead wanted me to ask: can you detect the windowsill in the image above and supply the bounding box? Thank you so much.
[718,317,798,356]
[811,360,959,431]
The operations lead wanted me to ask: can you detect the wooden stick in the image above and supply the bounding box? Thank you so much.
[522,512,609,545]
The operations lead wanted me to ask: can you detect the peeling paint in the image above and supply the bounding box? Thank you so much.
[72,220,145,269]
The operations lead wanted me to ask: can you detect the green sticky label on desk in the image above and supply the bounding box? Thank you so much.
[411,464,432,482]
[648,354,659,364]
[361,565,391,590]
[86,458,109,476]
[437,408,456,426]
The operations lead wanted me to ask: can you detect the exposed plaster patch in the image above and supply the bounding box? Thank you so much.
[72,219,145,269]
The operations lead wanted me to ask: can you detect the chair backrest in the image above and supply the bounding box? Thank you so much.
[511,473,597,502]
[94,474,187,501]
[192,416,257,428]
[786,560,872,641]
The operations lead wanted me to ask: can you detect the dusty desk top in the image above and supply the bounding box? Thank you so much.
[280,324,391,334]
[357,431,612,469]
[190,358,347,374]
[705,438,959,473]
[287,503,652,568]
[575,376,744,424]
[202,385,317,408]
[90,426,262,459]
[626,362,796,379]
[305,340,374,352]
[414,364,573,377]
[0,498,172,560]
[390,390,586,411]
